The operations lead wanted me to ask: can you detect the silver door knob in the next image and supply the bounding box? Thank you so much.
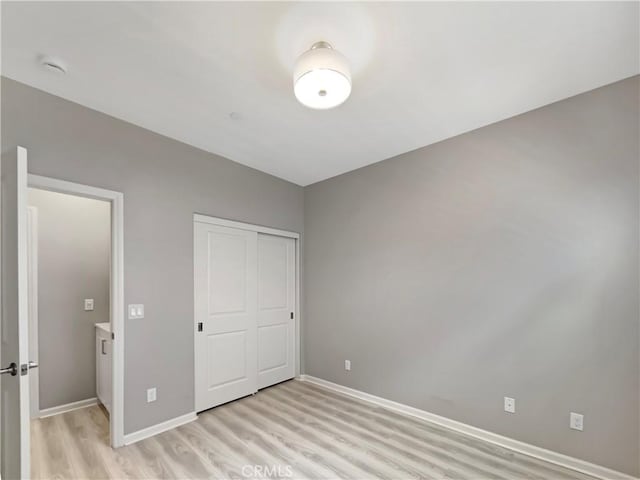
[27,361,38,369]
[0,362,18,376]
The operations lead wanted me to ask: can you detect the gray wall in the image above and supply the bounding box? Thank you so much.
[28,189,110,410]
[1,77,304,434]
[304,76,639,476]
[3,73,638,474]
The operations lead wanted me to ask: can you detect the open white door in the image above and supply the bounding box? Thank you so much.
[1,146,31,480]
[27,206,39,419]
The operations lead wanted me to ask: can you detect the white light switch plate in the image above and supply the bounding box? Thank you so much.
[504,397,515,413]
[570,412,584,431]
[344,360,351,371]
[147,387,157,403]
[128,304,144,319]
[84,299,94,311]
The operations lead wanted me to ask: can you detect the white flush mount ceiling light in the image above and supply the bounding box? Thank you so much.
[293,41,351,110]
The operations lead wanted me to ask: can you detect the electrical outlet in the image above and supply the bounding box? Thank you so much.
[344,360,351,371]
[504,397,515,413]
[84,299,94,311]
[570,412,584,431]
[147,387,157,403]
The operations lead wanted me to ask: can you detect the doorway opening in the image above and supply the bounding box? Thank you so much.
[28,188,110,420]
[27,175,124,449]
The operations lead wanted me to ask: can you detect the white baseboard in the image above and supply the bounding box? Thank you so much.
[38,397,97,418]
[297,375,637,480]
[123,411,197,445]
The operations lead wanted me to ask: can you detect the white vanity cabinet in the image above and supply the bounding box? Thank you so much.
[95,323,111,413]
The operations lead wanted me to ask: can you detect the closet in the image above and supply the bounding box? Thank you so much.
[194,216,297,412]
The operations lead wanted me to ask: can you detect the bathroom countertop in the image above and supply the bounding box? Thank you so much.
[95,322,111,333]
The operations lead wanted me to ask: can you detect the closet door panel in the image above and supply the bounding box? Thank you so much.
[257,234,295,389]
[194,222,257,411]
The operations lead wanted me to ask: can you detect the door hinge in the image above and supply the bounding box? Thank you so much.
[111,332,115,340]
[290,312,294,319]
[197,322,203,332]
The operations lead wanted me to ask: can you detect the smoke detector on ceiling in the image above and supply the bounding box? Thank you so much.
[39,56,67,74]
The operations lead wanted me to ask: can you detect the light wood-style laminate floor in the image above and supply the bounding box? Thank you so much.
[31,380,596,480]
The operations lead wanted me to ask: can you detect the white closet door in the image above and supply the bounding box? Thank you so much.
[194,222,257,412]
[257,234,295,389]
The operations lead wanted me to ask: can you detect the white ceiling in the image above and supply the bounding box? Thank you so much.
[2,2,638,186]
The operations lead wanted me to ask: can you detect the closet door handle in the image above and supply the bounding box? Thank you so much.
[101,339,107,355]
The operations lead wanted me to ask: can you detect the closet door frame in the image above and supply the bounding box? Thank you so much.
[192,214,301,392]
